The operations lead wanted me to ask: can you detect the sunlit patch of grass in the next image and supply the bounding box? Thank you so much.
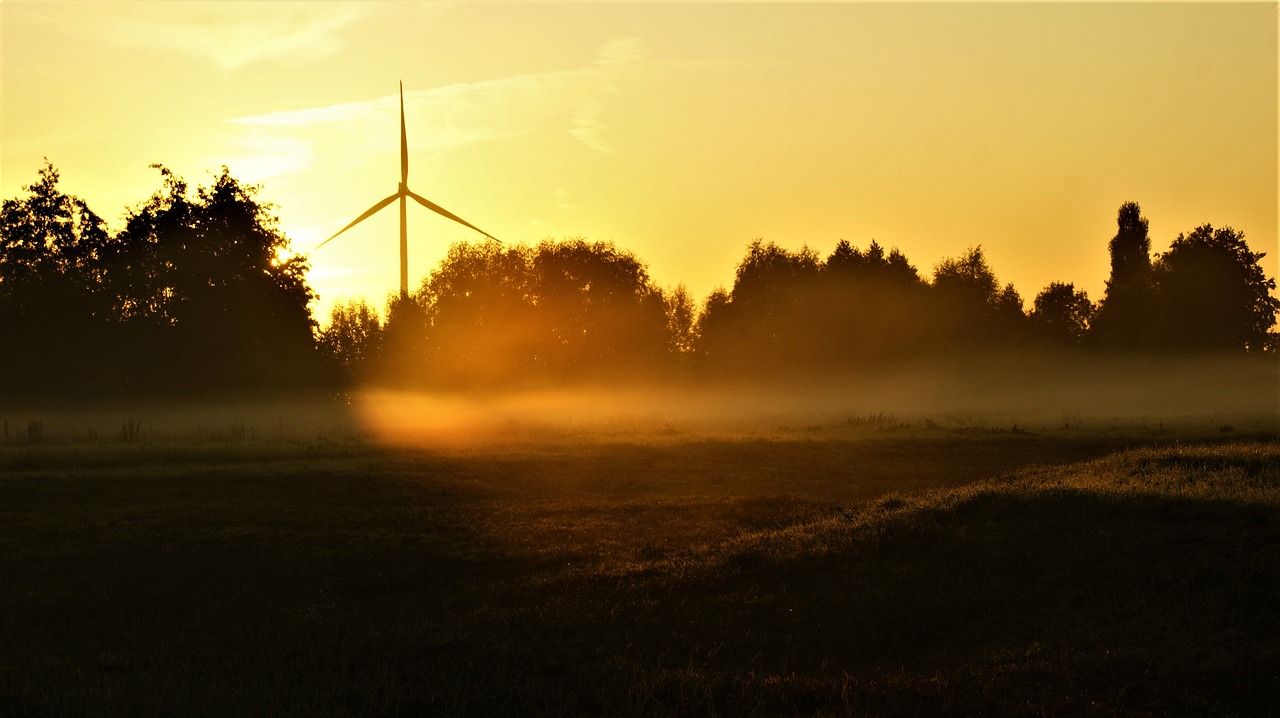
[580,441,1278,715]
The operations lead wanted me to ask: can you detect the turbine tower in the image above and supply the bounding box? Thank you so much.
[317,81,497,298]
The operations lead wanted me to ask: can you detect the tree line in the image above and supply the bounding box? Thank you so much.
[2,163,1276,399]
[324,203,1278,388]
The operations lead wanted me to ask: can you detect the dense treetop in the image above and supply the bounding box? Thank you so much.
[2,162,324,399]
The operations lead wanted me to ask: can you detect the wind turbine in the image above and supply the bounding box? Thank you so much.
[316,81,497,299]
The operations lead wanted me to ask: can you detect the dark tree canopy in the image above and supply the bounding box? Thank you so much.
[730,240,822,309]
[931,246,1000,309]
[111,165,321,392]
[817,240,928,365]
[928,246,1027,349]
[418,240,539,384]
[695,287,734,364]
[1031,282,1094,346]
[697,240,825,372]
[381,293,433,383]
[1,163,322,399]
[662,284,698,357]
[0,161,112,289]
[1152,224,1278,352]
[825,240,919,286]
[698,239,936,373]
[387,238,681,387]
[531,238,670,374]
[0,162,115,395]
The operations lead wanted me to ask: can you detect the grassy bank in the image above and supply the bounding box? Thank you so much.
[1,430,1276,716]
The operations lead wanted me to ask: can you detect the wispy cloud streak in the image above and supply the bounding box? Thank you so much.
[227,38,648,161]
[99,3,371,70]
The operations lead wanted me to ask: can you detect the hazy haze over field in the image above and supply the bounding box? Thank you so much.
[349,353,1277,445]
[4,353,1273,447]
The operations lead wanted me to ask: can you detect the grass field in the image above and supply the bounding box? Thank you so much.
[1,416,1277,716]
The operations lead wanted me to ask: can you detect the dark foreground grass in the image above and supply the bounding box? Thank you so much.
[1,429,1277,716]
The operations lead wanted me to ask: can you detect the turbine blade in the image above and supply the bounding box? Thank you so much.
[315,193,399,249]
[400,81,408,186]
[405,189,498,241]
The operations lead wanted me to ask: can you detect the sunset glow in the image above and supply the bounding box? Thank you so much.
[4,1,1276,323]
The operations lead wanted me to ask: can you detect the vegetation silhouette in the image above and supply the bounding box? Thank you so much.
[1092,202,1160,350]
[317,298,383,383]
[1,163,114,398]
[929,246,1027,352]
[819,239,928,364]
[1151,224,1278,352]
[2,162,324,400]
[3,162,1277,399]
[1029,281,1094,347]
[329,239,677,388]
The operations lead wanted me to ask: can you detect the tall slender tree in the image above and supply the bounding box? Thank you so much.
[1092,202,1157,349]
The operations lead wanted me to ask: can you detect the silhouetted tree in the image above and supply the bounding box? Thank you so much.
[1031,282,1094,345]
[0,161,112,288]
[111,165,320,393]
[824,240,920,287]
[731,240,822,311]
[1,161,115,396]
[418,240,539,384]
[991,283,1029,340]
[1151,225,1278,352]
[695,287,734,363]
[696,240,824,372]
[818,240,928,365]
[1110,202,1152,286]
[1092,202,1157,349]
[319,298,383,379]
[413,238,673,386]
[662,284,698,357]
[381,293,433,383]
[932,246,999,309]
[929,246,1026,350]
[697,239,943,374]
[531,238,669,376]
[15,160,1274,397]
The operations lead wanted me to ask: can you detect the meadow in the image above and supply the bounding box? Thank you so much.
[1,411,1276,716]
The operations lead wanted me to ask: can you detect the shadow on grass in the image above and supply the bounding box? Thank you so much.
[1,440,1275,716]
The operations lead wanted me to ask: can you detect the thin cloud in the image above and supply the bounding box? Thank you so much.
[553,188,579,212]
[101,3,371,70]
[211,132,316,184]
[565,38,648,154]
[595,37,646,68]
[227,37,648,158]
[571,101,616,154]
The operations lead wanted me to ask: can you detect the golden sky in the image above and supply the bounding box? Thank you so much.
[4,1,1276,323]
